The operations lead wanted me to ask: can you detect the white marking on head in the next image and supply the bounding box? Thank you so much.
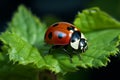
[81,33,86,39]
[70,38,80,50]
[69,30,74,33]
[74,28,78,31]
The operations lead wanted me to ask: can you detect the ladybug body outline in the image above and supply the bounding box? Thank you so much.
[44,22,88,62]
[45,22,79,45]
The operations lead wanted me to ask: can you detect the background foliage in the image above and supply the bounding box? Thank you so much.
[0,0,120,80]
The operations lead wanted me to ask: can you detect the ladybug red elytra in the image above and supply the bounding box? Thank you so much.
[44,22,88,62]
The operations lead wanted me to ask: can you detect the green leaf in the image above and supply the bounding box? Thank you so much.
[80,29,119,68]
[0,5,120,76]
[72,7,120,68]
[87,0,120,20]
[74,7,120,32]
[0,32,45,67]
[0,5,62,74]
[8,5,46,48]
[0,43,38,80]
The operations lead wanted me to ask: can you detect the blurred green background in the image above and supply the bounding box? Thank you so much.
[0,0,120,80]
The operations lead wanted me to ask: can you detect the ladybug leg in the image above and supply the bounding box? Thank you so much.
[49,45,73,63]
[49,47,52,54]
[49,45,63,53]
[49,46,54,54]
[73,51,81,60]
[62,48,73,63]
[62,46,73,63]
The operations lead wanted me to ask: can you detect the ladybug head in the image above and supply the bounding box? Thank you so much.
[70,32,88,52]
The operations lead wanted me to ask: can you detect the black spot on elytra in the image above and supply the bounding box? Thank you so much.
[48,32,52,39]
[52,23,59,27]
[58,33,63,39]
[67,26,75,31]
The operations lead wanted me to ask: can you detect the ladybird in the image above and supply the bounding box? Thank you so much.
[44,22,88,62]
